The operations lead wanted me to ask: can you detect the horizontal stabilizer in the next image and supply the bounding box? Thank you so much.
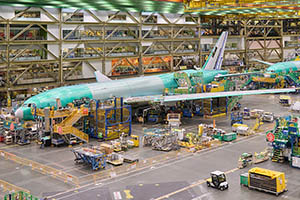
[95,71,112,83]
[252,59,273,66]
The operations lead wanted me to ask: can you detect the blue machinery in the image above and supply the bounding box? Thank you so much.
[267,116,300,168]
[31,97,131,145]
[203,97,229,117]
[231,112,243,126]
[72,148,106,171]
[174,96,230,118]
[89,97,132,140]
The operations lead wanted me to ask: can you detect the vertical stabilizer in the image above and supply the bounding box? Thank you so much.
[202,31,228,70]
[95,71,112,83]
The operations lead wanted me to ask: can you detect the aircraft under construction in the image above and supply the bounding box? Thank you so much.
[15,31,296,120]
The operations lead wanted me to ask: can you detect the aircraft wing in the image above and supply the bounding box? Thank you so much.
[124,95,163,104]
[124,88,296,104]
[161,88,295,102]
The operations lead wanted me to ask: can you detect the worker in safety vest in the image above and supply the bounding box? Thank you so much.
[98,132,103,139]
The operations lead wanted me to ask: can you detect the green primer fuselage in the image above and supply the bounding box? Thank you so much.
[19,69,227,120]
[266,61,300,74]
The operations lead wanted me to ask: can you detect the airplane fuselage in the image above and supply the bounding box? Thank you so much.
[266,61,300,74]
[16,69,227,120]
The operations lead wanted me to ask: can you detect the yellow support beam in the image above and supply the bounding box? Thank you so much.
[183,0,300,18]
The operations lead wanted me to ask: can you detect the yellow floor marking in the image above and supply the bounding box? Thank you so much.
[124,190,134,199]
[224,168,239,174]
[155,183,160,186]
[0,144,18,150]
[155,167,239,200]
[139,184,143,186]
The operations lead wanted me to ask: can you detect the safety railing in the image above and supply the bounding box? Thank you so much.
[0,150,80,188]
[79,149,191,185]
[0,179,30,194]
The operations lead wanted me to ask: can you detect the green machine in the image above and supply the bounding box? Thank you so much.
[4,191,39,200]
[240,173,249,187]
[213,132,237,142]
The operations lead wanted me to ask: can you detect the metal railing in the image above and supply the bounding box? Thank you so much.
[0,150,80,187]
[79,149,192,185]
[0,179,30,194]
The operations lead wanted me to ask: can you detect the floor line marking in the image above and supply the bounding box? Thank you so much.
[50,135,264,200]
[154,167,239,200]
[0,144,18,150]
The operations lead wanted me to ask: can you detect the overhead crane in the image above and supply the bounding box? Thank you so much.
[183,0,300,18]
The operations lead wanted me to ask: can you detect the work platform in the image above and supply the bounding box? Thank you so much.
[31,97,132,146]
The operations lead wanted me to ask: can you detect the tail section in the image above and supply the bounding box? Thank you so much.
[95,71,112,83]
[202,31,228,70]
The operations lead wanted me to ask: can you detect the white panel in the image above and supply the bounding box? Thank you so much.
[163,13,180,24]
[292,156,300,168]
[43,8,59,21]
[40,8,58,21]
[201,38,213,44]
[62,43,85,49]
[62,24,85,31]
[92,10,109,22]
[83,10,97,22]
[157,14,167,24]
[82,60,111,78]
[240,37,245,49]
[283,36,291,42]
[47,25,59,40]
[141,41,153,46]
[105,61,112,76]
[0,6,17,19]
[92,11,136,24]
[48,45,59,58]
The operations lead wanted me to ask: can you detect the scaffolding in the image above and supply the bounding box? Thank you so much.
[0,7,202,95]
[89,97,132,140]
[0,5,300,99]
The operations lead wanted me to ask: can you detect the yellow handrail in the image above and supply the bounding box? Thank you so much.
[0,179,30,193]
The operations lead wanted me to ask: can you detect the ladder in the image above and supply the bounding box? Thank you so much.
[272,149,284,163]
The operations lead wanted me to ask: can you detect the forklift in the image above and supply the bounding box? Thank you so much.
[206,171,229,191]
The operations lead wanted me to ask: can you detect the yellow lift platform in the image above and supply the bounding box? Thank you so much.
[33,104,89,143]
[53,105,89,143]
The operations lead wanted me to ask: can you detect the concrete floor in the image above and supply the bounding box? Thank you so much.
[0,94,298,199]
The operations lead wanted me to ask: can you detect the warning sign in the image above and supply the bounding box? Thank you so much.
[10,123,14,131]
[58,126,63,134]
[267,132,275,142]
[83,108,88,115]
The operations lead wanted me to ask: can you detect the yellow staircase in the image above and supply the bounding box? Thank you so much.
[249,118,263,134]
[53,106,89,143]
[272,149,284,163]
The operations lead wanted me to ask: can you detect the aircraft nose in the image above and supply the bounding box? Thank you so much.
[15,108,23,119]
